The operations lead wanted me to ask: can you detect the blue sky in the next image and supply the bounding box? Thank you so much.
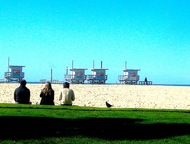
[1,0,190,84]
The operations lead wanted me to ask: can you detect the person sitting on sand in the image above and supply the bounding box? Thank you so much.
[40,82,55,105]
[59,82,75,106]
[14,79,31,104]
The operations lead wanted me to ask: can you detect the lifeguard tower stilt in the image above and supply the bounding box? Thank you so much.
[4,57,25,82]
[118,61,140,84]
[64,61,87,84]
[86,61,108,84]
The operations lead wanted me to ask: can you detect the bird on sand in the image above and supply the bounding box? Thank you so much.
[106,101,113,108]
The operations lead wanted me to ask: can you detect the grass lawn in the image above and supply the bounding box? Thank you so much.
[0,104,190,144]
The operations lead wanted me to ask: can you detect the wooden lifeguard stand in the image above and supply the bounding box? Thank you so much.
[118,62,140,84]
[86,61,108,84]
[4,57,25,82]
[64,61,87,84]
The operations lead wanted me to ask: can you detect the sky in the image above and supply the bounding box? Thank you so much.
[0,0,190,84]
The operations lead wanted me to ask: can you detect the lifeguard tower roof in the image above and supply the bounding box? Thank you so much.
[9,65,25,68]
[70,68,88,70]
[123,69,140,71]
[91,68,108,70]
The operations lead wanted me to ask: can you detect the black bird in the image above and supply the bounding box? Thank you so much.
[106,101,113,108]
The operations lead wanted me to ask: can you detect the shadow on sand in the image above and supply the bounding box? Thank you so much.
[0,116,190,140]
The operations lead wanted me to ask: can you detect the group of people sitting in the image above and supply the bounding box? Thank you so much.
[14,80,75,106]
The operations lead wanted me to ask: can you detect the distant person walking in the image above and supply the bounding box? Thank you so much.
[59,82,75,106]
[14,79,31,104]
[144,77,148,85]
[40,82,55,105]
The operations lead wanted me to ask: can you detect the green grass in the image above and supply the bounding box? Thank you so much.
[0,103,190,144]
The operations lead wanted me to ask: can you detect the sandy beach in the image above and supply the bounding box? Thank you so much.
[0,83,190,110]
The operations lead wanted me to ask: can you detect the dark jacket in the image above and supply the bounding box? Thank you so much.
[40,90,54,105]
[14,86,30,104]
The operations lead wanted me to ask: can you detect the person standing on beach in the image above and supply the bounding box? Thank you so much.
[14,79,31,104]
[40,82,55,105]
[144,77,148,85]
[59,82,75,106]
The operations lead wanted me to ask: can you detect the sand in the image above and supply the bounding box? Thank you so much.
[0,83,190,110]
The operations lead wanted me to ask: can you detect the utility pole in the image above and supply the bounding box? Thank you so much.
[8,57,10,72]
[51,68,52,83]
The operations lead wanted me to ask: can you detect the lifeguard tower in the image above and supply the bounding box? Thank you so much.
[5,65,25,82]
[118,62,140,84]
[86,61,108,84]
[64,61,87,84]
[4,58,25,82]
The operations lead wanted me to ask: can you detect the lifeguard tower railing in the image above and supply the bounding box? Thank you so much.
[64,74,87,84]
[139,81,152,85]
[118,75,140,84]
[0,79,4,83]
[86,74,108,84]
